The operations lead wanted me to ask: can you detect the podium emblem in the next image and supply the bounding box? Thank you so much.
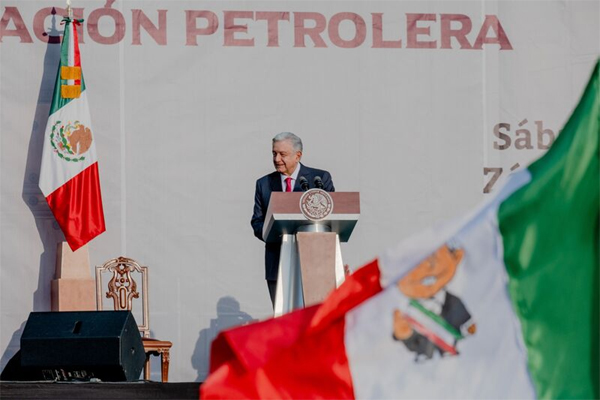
[300,189,334,221]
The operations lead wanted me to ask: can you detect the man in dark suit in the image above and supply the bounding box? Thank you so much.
[251,132,334,307]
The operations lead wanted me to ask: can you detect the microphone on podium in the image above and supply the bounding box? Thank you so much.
[313,176,324,189]
[299,176,310,191]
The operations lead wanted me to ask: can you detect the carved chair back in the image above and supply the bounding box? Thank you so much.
[95,256,150,338]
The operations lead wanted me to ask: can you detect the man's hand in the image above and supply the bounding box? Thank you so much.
[393,309,413,340]
[343,264,351,276]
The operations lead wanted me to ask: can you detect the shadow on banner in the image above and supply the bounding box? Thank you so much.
[4,9,64,372]
[191,296,255,382]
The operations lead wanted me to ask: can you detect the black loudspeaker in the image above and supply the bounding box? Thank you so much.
[20,311,145,382]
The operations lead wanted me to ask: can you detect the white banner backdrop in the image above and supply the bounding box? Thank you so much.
[0,0,598,382]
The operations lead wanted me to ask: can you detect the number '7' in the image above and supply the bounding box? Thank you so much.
[483,167,502,193]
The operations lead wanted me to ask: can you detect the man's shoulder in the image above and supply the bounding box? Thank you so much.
[300,165,332,177]
[256,171,279,185]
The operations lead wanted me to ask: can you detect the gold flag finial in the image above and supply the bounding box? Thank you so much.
[66,0,73,18]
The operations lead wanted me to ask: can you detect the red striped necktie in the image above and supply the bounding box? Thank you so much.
[285,177,292,192]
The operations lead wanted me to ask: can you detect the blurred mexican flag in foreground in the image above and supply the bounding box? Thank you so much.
[201,61,599,399]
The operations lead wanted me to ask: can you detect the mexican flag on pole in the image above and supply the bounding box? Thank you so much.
[39,16,105,251]
[201,61,599,399]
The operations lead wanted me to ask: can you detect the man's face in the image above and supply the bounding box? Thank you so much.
[397,245,463,299]
[272,140,301,176]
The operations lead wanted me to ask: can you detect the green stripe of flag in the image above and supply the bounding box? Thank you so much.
[498,61,599,399]
[60,19,69,67]
[49,17,86,116]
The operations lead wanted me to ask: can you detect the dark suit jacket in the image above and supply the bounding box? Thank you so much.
[251,164,335,280]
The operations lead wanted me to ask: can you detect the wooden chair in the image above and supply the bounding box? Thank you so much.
[95,256,172,382]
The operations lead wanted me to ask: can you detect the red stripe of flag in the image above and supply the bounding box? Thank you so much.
[201,260,383,399]
[73,21,81,86]
[46,162,105,251]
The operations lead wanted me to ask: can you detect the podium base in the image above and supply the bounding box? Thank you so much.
[273,233,345,318]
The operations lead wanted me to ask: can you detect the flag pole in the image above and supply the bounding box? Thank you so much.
[66,0,73,18]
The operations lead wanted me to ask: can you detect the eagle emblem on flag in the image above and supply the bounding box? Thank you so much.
[50,120,93,162]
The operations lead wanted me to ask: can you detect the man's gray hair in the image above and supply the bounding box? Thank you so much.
[273,132,303,152]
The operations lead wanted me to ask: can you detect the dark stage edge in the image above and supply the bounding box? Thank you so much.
[0,381,200,399]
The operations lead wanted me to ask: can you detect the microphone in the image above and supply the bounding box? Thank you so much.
[299,176,310,191]
[313,176,324,189]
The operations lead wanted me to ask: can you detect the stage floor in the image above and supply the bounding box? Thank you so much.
[0,381,200,399]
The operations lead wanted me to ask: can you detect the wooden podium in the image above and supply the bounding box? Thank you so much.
[263,191,360,317]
